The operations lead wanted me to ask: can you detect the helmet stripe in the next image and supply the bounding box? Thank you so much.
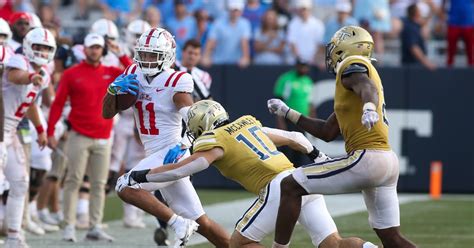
[144,28,157,47]
[171,71,186,87]
[0,46,5,62]
[130,64,138,74]
[164,71,179,87]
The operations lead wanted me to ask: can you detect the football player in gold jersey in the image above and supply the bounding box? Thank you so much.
[268,26,416,248]
[123,100,377,248]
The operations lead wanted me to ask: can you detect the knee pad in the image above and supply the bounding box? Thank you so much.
[79,186,90,193]
[9,180,29,197]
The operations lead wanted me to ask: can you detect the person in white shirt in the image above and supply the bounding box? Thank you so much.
[287,0,325,67]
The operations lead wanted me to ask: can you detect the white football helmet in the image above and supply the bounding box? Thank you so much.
[134,27,176,76]
[0,18,12,45]
[126,19,151,48]
[23,28,57,66]
[28,12,43,29]
[91,18,119,40]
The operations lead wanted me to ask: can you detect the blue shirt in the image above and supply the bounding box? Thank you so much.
[100,0,131,13]
[448,0,474,26]
[166,16,197,59]
[401,18,425,64]
[323,16,358,44]
[143,0,203,24]
[243,5,268,33]
[208,17,251,64]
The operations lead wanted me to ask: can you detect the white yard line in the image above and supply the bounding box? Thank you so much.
[25,194,428,247]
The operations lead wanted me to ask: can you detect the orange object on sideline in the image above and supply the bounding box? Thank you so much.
[430,161,443,200]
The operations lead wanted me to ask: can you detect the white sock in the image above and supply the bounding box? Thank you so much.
[167,214,185,230]
[363,241,378,248]
[272,241,290,248]
[77,198,89,215]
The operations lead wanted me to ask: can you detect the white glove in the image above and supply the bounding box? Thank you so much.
[267,98,289,117]
[361,102,379,131]
[115,172,139,193]
[267,98,301,123]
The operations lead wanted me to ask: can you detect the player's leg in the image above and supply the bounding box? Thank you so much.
[161,177,229,247]
[4,134,29,244]
[363,151,415,248]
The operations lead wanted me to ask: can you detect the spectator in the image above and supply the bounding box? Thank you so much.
[99,0,135,27]
[313,0,337,22]
[272,59,314,166]
[243,0,268,33]
[144,5,163,28]
[194,9,211,48]
[202,0,251,67]
[166,0,197,60]
[8,12,31,51]
[142,0,203,24]
[443,0,474,67]
[253,9,285,65]
[201,0,226,20]
[47,33,128,242]
[353,0,391,58]
[287,0,325,66]
[323,0,358,44]
[401,3,437,70]
[272,0,291,30]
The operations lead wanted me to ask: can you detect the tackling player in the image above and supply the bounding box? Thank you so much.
[267,26,416,248]
[122,100,377,248]
[102,27,229,248]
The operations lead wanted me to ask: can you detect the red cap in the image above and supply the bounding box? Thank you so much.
[8,12,31,25]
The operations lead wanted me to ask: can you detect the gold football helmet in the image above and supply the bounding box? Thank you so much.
[187,100,229,140]
[325,26,374,74]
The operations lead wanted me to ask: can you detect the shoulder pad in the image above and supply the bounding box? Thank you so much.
[341,63,368,77]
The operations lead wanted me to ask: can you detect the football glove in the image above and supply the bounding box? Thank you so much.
[267,98,301,123]
[108,74,139,96]
[361,102,379,131]
[164,143,188,164]
[115,172,138,193]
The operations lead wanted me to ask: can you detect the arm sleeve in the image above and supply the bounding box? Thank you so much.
[145,157,209,182]
[47,71,70,136]
[173,72,194,93]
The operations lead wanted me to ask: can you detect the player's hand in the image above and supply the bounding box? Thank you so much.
[109,74,139,95]
[47,135,58,149]
[238,56,250,68]
[30,73,44,86]
[163,143,188,164]
[361,103,379,131]
[115,172,139,193]
[267,98,289,117]
[37,132,47,150]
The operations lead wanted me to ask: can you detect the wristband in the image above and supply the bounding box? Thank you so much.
[28,73,38,81]
[285,108,301,124]
[107,85,117,95]
[363,102,376,111]
[35,125,45,134]
[307,146,320,161]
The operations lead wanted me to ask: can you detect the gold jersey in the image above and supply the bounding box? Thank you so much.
[192,115,293,195]
[335,56,391,153]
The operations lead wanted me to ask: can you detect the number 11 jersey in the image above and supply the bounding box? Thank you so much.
[124,64,193,156]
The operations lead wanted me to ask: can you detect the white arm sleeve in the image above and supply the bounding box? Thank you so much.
[145,157,209,183]
[261,127,313,154]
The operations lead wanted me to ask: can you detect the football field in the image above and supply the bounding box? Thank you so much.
[25,190,474,247]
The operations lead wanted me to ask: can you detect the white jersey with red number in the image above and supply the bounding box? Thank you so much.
[3,54,50,133]
[124,64,193,156]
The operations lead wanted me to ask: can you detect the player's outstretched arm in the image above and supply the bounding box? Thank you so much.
[129,148,224,184]
[262,127,313,154]
[267,98,340,142]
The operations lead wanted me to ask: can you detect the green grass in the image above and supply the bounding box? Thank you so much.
[191,198,474,248]
[103,189,253,222]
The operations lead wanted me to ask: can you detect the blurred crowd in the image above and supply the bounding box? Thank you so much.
[0,0,472,69]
